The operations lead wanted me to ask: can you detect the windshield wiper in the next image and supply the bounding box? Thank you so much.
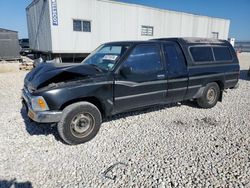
[89,64,104,72]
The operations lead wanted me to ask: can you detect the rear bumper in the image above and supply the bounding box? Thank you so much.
[22,89,62,123]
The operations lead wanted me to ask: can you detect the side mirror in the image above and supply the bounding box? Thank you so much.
[120,66,132,76]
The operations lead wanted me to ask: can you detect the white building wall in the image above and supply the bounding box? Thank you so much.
[27,0,230,54]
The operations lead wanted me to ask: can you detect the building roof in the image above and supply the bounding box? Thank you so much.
[0,28,18,33]
[27,0,229,21]
[100,0,229,21]
[26,0,40,10]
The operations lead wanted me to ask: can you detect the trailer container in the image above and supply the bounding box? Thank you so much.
[26,0,230,62]
[0,28,20,61]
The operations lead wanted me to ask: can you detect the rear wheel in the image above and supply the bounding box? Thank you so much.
[57,102,102,145]
[197,82,220,109]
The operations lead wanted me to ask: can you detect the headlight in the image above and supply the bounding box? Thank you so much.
[31,96,49,111]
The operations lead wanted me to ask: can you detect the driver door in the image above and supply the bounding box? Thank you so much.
[114,43,167,113]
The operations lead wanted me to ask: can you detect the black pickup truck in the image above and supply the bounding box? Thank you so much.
[22,38,240,145]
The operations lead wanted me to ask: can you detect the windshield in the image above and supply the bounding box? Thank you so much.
[82,44,130,71]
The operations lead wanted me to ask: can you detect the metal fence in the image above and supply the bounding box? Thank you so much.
[234,41,250,52]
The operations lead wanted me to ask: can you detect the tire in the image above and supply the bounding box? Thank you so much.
[57,102,102,145]
[196,82,220,109]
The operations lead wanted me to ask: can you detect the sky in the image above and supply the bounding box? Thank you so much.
[0,0,249,40]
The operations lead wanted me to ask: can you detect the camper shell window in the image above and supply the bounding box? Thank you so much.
[189,46,233,63]
[190,47,214,62]
[213,47,232,61]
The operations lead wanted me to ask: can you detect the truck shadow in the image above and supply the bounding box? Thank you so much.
[20,106,61,141]
[240,70,250,81]
[0,178,32,188]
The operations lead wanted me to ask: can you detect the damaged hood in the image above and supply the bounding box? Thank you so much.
[24,62,101,91]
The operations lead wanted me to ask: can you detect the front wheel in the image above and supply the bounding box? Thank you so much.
[196,82,220,109]
[57,102,102,145]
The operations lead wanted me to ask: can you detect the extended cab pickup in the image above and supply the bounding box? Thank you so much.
[22,38,240,145]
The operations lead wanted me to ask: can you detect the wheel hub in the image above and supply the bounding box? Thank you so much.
[70,113,94,137]
[207,88,216,103]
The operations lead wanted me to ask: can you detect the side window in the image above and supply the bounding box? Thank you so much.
[141,26,154,36]
[73,20,82,31]
[213,47,232,61]
[164,44,186,73]
[190,47,214,62]
[82,21,91,32]
[73,20,91,32]
[122,44,162,74]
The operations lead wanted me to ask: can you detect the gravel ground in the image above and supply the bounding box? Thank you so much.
[0,54,250,188]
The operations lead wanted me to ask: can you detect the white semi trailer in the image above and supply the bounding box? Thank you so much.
[26,0,230,62]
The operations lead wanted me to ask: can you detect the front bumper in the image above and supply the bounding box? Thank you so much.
[22,88,62,123]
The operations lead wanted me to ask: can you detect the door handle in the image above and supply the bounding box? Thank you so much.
[157,74,165,79]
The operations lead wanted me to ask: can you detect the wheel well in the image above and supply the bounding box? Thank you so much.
[213,81,224,102]
[214,80,224,90]
[60,97,105,117]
